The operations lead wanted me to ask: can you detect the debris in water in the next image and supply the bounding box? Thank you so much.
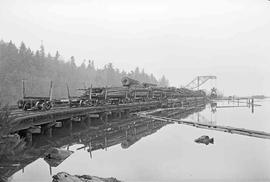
[52,172,122,182]
[194,135,214,145]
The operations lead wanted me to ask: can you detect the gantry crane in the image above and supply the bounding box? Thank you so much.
[185,76,217,90]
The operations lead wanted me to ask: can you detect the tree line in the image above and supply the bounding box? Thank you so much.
[0,40,169,104]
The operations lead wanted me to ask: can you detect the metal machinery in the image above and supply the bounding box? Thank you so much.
[185,76,217,90]
[210,87,218,99]
[17,80,53,111]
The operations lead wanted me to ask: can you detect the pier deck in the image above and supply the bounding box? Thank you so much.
[6,97,206,133]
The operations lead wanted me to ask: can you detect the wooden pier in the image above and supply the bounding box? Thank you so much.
[5,97,207,136]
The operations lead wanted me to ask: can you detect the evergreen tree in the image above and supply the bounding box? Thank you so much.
[54,51,60,61]
[40,44,45,58]
[0,40,169,104]
[19,42,27,55]
[159,75,169,87]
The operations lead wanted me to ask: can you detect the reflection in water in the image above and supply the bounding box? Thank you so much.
[44,148,74,167]
[0,105,206,181]
[138,101,270,140]
[210,102,217,113]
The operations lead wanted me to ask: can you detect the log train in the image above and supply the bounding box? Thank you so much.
[17,77,206,111]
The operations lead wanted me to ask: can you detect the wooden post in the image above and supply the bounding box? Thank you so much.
[47,127,53,138]
[66,84,71,108]
[126,109,130,116]
[105,86,108,100]
[26,131,32,146]
[134,127,137,135]
[87,116,92,126]
[89,138,92,158]
[49,165,52,176]
[104,134,108,151]
[251,98,254,113]
[41,125,46,135]
[49,81,53,101]
[21,79,26,98]
[104,113,108,124]
[69,120,73,133]
[89,84,92,100]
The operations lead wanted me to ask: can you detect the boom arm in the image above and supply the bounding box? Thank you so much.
[185,76,216,90]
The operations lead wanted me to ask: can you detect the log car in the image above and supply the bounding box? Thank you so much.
[17,96,52,111]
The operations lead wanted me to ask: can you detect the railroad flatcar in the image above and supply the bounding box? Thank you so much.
[17,77,206,111]
[17,81,53,111]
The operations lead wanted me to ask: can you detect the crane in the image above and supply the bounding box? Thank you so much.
[185,76,217,90]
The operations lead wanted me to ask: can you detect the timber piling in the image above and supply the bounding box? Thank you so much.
[3,97,207,145]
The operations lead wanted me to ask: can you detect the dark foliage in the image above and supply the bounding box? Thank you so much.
[0,103,11,136]
[0,40,169,104]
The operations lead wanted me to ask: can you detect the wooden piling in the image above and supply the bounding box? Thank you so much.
[251,98,254,113]
[118,111,122,119]
[26,131,32,146]
[104,113,108,124]
[68,120,73,133]
[47,127,53,138]
[86,116,92,126]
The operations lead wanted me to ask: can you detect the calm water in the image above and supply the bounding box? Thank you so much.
[9,100,270,181]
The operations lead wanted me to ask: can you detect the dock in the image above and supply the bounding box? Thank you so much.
[3,97,207,139]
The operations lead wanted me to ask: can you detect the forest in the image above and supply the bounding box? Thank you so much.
[0,40,169,104]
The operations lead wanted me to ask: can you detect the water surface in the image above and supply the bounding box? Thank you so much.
[10,100,270,182]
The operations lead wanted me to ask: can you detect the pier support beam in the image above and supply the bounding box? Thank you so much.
[68,120,73,133]
[26,131,32,146]
[118,111,122,119]
[104,113,108,124]
[47,127,53,138]
[86,116,91,126]
[251,98,254,113]
[126,110,130,116]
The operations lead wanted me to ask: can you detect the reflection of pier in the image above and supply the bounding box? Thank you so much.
[0,104,205,181]
[137,107,270,140]
[212,97,261,113]
[189,112,217,126]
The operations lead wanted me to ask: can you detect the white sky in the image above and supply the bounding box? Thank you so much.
[0,0,269,96]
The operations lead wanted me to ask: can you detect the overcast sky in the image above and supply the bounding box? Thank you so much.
[0,0,269,96]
